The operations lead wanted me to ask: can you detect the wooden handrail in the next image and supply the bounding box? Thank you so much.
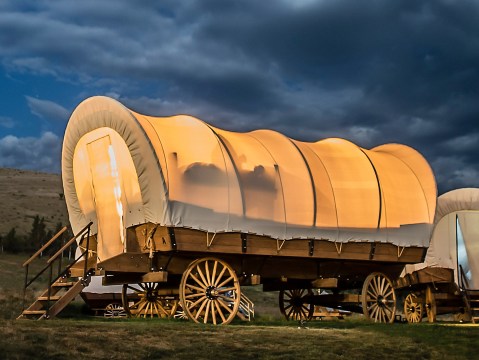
[47,236,78,264]
[47,222,93,264]
[23,226,68,267]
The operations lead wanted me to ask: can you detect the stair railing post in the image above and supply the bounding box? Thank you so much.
[22,264,29,311]
[83,224,91,282]
[57,232,64,279]
[47,263,53,319]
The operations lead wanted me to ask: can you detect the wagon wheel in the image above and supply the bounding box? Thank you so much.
[279,288,314,321]
[159,296,180,317]
[104,302,127,318]
[425,286,436,323]
[174,300,193,320]
[361,272,396,323]
[454,308,471,323]
[179,257,241,325]
[403,293,423,323]
[121,282,174,318]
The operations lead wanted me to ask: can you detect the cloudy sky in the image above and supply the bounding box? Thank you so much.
[0,0,478,194]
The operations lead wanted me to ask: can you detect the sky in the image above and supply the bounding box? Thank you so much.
[0,0,478,195]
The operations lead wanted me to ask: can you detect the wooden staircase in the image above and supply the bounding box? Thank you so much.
[236,292,255,321]
[463,290,479,324]
[459,265,479,324]
[17,222,94,320]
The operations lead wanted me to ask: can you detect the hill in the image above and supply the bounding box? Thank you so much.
[0,168,69,238]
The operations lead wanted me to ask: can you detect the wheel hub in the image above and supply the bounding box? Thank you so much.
[291,296,303,308]
[377,295,387,307]
[206,286,218,300]
[146,289,158,302]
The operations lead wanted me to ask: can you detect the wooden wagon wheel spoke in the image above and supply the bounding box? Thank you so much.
[179,257,241,325]
[215,301,227,323]
[197,264,210,288]
[217,286,237,294]
[216,276,235,289]
[210,301,218,325]
[122,282,179,319]
[185,292,206,299]
[104,303,127,318]
[361,273,397,323]
[155,300,170,317]
[186,283,206,293]
[210,260,218,284]
[205,260,212,285]
[213,266,227,287]
[217,297,234,314]
[203,301,211,324]
[404,293,423,324]
[190,273,207,290]
[286,306,295,319]
[190,295,208,309]
[279,288,313,321]
[367,289,377,299]
[383,289,394,299]
[195,298,209,320]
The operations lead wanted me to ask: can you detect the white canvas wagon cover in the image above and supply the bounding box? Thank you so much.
[403,188,479,288]
[62,96,436,262]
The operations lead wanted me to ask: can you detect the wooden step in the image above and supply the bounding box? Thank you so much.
[52,281,75,287]
[22,310,46,315]
[466,290,479,296]
[47,280,85,318]
[38,296,62,301]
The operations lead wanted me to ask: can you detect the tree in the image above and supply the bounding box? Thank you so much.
[29,215,47,254]
[3,227,23,253]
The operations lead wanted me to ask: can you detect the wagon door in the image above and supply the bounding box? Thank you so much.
[87,135,125,261]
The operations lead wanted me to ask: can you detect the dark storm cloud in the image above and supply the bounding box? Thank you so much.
[0,132,61,172]
[0,0,478,192]
[26,96,70,122]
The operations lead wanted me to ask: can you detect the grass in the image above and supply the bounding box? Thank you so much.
[1,253,479,359]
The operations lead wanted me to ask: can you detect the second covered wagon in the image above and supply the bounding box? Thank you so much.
[62,96,437,324]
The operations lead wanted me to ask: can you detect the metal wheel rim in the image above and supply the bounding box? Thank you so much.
[279,288,314,321]
[179,257,241,325]
[404,293,423,323]
[362,272,396,323]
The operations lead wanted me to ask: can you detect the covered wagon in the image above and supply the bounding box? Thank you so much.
[19,96,437,323]
[399,188,479,323]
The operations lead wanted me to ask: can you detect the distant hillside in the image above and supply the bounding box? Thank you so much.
[0,168,69,237]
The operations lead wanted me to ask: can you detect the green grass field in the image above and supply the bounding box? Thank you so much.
[1,253,479,360]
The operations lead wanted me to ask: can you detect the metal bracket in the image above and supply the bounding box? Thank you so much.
[241,233,247,253]
[206,232,217,249]
[369,243,376,260]
[334,242,343,255]
[309,240,314,256]
[277,239,286,252]
[168,227,177,251]
[143,224,158,259]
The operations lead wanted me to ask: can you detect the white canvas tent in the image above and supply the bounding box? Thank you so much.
[403,188,479,289]
[62,96,436,263]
